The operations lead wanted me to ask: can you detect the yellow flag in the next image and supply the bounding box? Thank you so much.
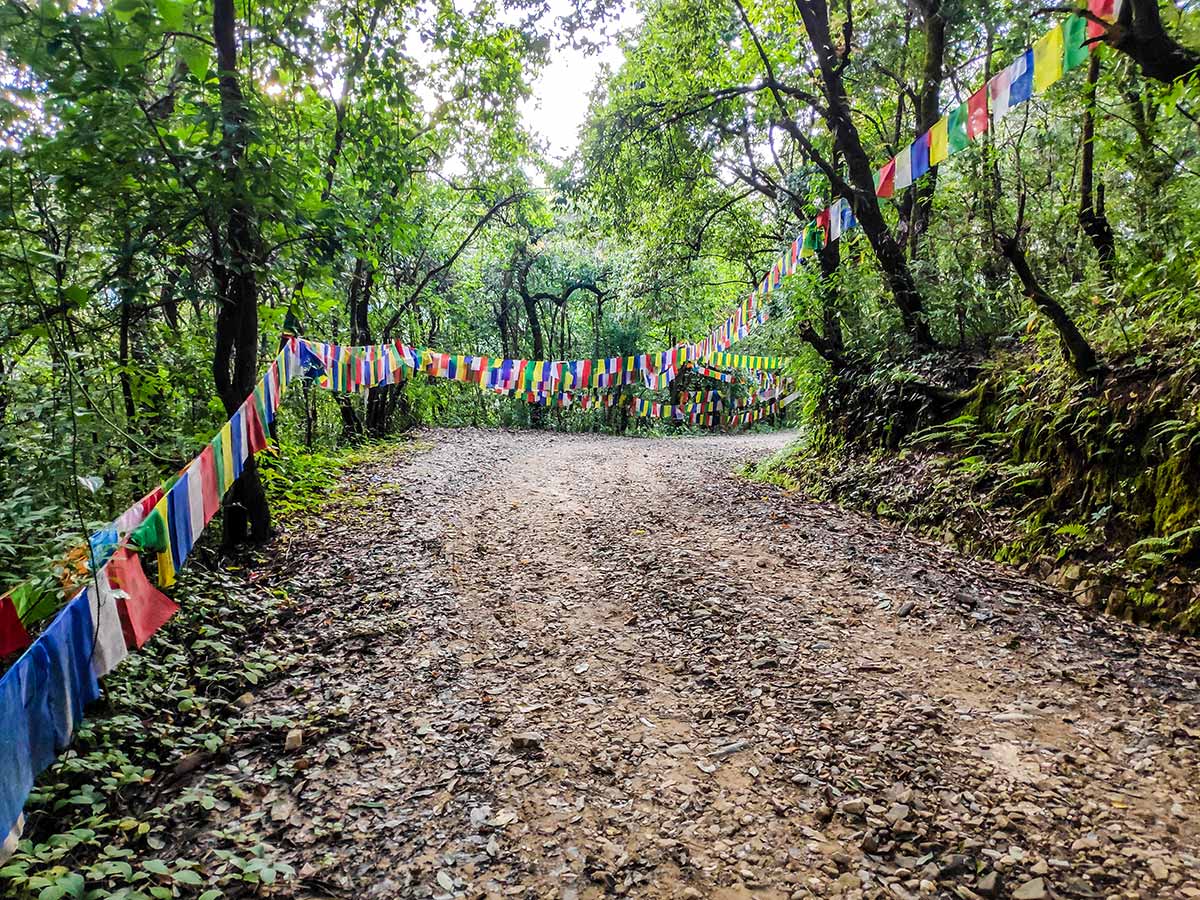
[153,496,176,587]
[1033,25,1065,92]
[929,116,949,166]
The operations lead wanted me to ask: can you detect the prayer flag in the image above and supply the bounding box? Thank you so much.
[108,548,179,648]
[186,460,204,549]
[1010,50,1034,106]
[1064,15,1090,69]
[166,474,193,574]
[875,159,896,198]
[815,208,831,245]
[894,144,913,190]
[1088,0,1116,40]
[989,65,1014,124]
[911,132,931,180]
[838,198,857,236]
[967,86,989,138]
[0,591,30,657]
[948,101,970,152]
[829,200,845,242]
[1033,26,1065,92]
[244,398,267,455]
[41,595,101,748]
[197,446,220,523]
[130,496,175,587]
[84,568,128,678]
[929,117,949,166]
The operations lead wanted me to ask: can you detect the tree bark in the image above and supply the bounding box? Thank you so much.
[516,256,547,428]
[1079,54,1116,267]
[793,0,935,349]
[906,0,946,259]
[1106,0,1200,84]
[997,234,1103,379]
[212,0,271,545]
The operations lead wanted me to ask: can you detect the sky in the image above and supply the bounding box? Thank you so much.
[519,1,640,163]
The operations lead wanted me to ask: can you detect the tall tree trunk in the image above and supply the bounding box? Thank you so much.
[1079,55,1117,268]
[212,0,271,545]
[793,0,935,349]
[997,234,1103,379]
[906,0,946,259]
[517,258,546,428]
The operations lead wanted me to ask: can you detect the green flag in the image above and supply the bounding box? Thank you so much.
[948,102,970,153]
[1063,15,1090,71]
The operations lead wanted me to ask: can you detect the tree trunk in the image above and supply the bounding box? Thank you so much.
[212,0,271,546]
[517,259,547,428]
[1108,0,1200,84]
[907,0,946,259]
[1079,55,1117,268]
[793,0,935,349]
[997,234,1103,379]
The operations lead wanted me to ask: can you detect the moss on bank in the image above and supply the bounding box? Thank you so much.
[745,348,1200,632]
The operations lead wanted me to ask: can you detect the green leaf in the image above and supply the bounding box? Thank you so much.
[155,0,186,30]
[180,42,209,78]
[142,860,170,876]
[172,870,203,885]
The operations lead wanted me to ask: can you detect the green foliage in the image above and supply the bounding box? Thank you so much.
[1,566,293,897]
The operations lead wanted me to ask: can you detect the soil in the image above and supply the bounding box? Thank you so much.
[187,428,1200,899]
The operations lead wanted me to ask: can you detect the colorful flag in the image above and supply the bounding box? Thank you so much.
[875,159,896,198]
[894,144,913,190]
[166,474,193,574]
[1088,0,1116,40]
[1034,28,1064,92]
[967,86,989,138]
[948,101,971,152]
[838,198,857,236]
[1064,15,1090,70]
[929,117,949,166]
[108,548,179,648]
[989,64,1014,123]
[244,398,267,455]
[911,132,931,180]
[130,495,175,587]
[0,591,30,656]
[829,200,845,242]
[815,208,831,245]
[197,446,220,523]
[1009,50,1034,106]
[84,568,128,678]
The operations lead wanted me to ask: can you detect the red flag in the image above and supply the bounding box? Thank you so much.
[109,548,179,648]
[0,591,31,656]
[198,445,220,523]
[1088,0,1115,39]
[875,159,896,198]
[815,208,832,245]
[967,86,989,139]
[243,398,268,455]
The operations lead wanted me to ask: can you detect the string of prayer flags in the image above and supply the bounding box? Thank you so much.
[765,0,1122,283]
[704,353,786,371]
[1,591,102,861]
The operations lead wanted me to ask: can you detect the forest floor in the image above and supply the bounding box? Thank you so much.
[190,428,1200,900]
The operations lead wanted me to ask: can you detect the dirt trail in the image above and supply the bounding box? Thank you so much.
[203,429,1199,900]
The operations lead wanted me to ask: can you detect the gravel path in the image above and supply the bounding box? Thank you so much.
[205,428,1199,900]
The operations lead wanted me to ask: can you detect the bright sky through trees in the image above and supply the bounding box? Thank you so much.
[521,0,638,161]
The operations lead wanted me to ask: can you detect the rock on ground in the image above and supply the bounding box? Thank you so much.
[181,429,1200,899]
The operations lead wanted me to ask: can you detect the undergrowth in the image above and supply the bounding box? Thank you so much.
[745,344,1200,632]
[0,442,369,899]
